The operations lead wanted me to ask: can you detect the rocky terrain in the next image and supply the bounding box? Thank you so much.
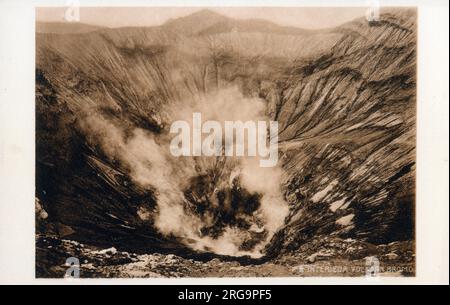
[37,235,414,277]
[36,8,416,277]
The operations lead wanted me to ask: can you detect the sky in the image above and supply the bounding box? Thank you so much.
[36,7,368,29]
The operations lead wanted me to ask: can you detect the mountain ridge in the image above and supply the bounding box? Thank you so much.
[36,21,106,34]
[36,9,336,36]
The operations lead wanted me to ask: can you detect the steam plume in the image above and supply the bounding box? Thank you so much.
[79,86,288,257]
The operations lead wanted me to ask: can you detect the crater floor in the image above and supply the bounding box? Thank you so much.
[36,234,414,278]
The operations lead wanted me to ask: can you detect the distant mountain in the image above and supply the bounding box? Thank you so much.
[163,9,229,35]
[197,18,318,36]
[162,9,317,36]
[36,22,105,34]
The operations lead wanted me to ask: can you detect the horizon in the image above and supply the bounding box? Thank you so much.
[36,7,368,30]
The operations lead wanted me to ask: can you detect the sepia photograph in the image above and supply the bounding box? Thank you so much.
[35,6,417,278]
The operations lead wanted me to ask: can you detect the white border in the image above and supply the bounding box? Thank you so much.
[0,0,448,285]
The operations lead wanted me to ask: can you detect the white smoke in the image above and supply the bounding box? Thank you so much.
[79,86,289,257]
